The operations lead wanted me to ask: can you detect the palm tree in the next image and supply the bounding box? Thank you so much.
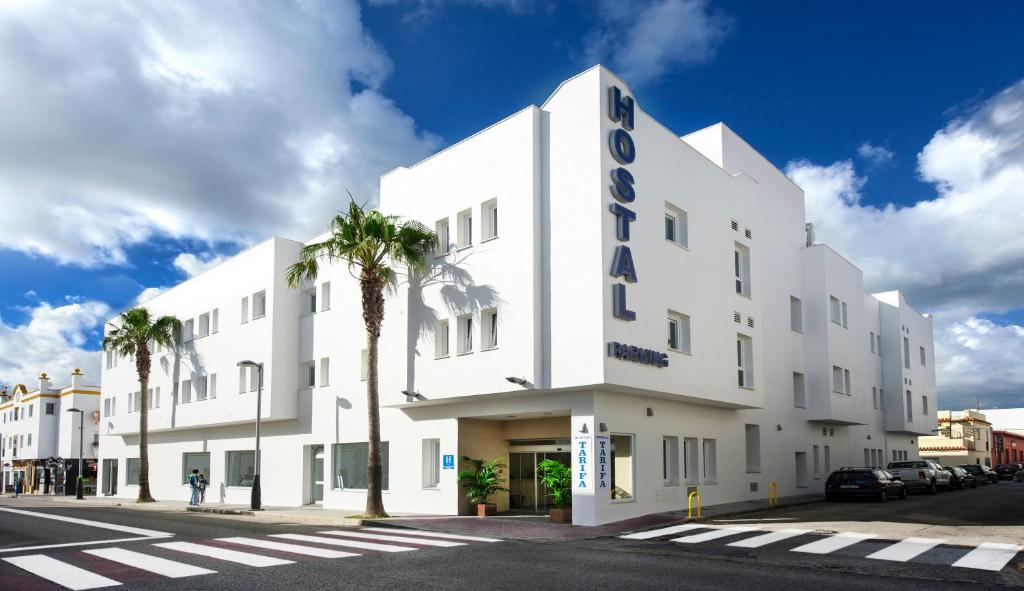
[286,200,436,518]
[102,307,180,503]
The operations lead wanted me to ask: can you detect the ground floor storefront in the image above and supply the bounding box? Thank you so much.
[2,458,97,495]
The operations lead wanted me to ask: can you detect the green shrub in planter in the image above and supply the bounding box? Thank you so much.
[537,459,571,508]
[457,457,509,506]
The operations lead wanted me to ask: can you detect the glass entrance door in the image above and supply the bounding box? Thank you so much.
[310,446,324,503]
[102,459,118,496]
[508,451,572,512]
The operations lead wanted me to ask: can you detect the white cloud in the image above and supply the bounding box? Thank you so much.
[0,0,441,268]
[935,316,1024,409]
[136,286,168,305]
[0,300,109,388]
[857,142,894,166]
[583,0,731,86]
[786,79,1024,410]
[173,253,229,277]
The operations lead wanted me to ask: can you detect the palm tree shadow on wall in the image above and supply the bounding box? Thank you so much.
[398,249,504,396]
[159,331,206,430]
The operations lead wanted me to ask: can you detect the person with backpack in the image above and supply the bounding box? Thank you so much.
[198,473,209,504]
[187,469,200,506]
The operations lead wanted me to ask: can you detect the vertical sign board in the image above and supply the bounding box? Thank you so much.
[442,454,455,470]
[594,435,610,492]
[572,434,594,494]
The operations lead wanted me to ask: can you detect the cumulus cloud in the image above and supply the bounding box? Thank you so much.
[787,79,1024,409]
[368,0,545,19]
[583,0,731,86]
[136,286,168,305]
[173,252,229,277]
[0,0,441,268]
[935,316,1024,409]
[857,142,894,166]
[0,300,109,388]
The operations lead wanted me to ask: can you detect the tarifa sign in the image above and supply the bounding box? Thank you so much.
[605,84,669,368]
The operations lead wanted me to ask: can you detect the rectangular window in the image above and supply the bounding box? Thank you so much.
[830,296,841,324]
[795,452,808,488]
[320,358,330,387]
[610,434,634,500]
[920,346,926,366]
[305,289,317,315]
[198,312,210,338]
[482,309,498,350]
[241,297,249,323]
[903,336,911,369]
[225,450,256,487]
[870,332,876,353]
[28,405,33,417]
[27,434,32,447]
[870,448,877,467]
[149,387,160,409]
[435,319,450,358]
[684,437,699,484]
[872,386,878,409]
[182,452,210,485]
[126,458,140,485]
[482,198,498,241]
[667,311,691,354]
[664,202,688,247]
[435,218,450,255]
[181,379,192,404]
[195,376,208,401]
[922,395,929,416]
[182,319,194,342]
[46,401,55,415]
[457,208,472,248]
[702,439,718,483]
[238,366,247,394]
[832,366,844,394]
[841,302,848,328]
[824,445,831,474]
[250,365,260,392]
[662,436,680,485]
[333,442,389,490]
[208,376,216,399]
[321,282,331,311]
[793,372,806,408]
[360,349,369,381]
[422,438,440,488]
[906,390,913,421]
[302,362,316,388]
[745,424,761,473]
[737,334,753,388]
[212,308,219,333]
[813,445,821,478]
[844,369,851,397]
[457,314,473,354]
[877,333,882,355]
[252,290,267,319]
[734,242,751,297]
[790,296,802,332]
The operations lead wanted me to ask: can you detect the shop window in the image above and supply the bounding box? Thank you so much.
[422,439,440,488]
[126,458,140,485]
[225,451,256,487]
[684,437,699,484]
[662,436,679,485]
[181,452,210,485]
[610,434,634,500]
[333,442,389,490]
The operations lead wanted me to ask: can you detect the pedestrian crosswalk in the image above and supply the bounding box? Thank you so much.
[619,523,1023,572]
[0,527,503,589]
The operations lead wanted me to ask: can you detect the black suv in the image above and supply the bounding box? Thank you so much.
[825,468,908,503]
[960,464,999,484]
[995,463,1024,480]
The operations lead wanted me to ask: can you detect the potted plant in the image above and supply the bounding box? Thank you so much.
[537,458,572,523]
[457,457,509,516]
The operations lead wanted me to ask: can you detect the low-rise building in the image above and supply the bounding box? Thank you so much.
[0,369,100,494]
[993,430,1024,466]
[919,409,992,466]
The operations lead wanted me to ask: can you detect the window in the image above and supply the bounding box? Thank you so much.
[702,439,717,483]
[824,445,831,474]
[683,437,699,483]
[133,391,142,412]
[212,308,219,333]
[790,297,802,332]
[181,379,192,404]
[610,434,634,500]
[922,395,929,416]
[435,218,450,255]
[195,376,208,401]
[456,208,472,248]
[662,436,680,485]
[226,451,256,487]
[209,375,216,399]
[360,349,369,381]
[664,203,688,247]
[870,332,876,353]
[920,346,926,366]
[905,390,913,421]
[241,296,249,323]
[434,319,450,358]
[422,438,441,488]
[106,349,116,369]
[745,425,761,473]
[149,387,161,409]
[238,366,247,394]
[830,296,841,324]
[182,319,194,342]
[813,445,821,478]
[872,386,878,409]
[250,365,261,392]
[734,243,751,297]
[844,369,851,397]
[302,362,316,388]
[321,282,331,311]
[793,372,806,408]
[832,366,844,394]
[252,290,267,319]
[28,405,33,417]
[182,452,210,485]
[795,452,808,488]
[482,198,498,241]
[667,311,691,354]
[198,312,210,338]
[320,358,330,387]
[45,402,54,415]
[27,434,32,447]
[877,333,882,355]
[126,458,140,485]
[333,442,389,490]
[482,309,498,350]
[903,337,911,369]
[841,302,848,328]
[736,334,753,388]
[305,289,317,315]
[457,314,473,354]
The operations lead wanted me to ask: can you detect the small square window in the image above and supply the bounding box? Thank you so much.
[667,310,691,354]
[482,199,498,241]
[664,202,688,248]
[457,209,472,249]
[252,290,267,319]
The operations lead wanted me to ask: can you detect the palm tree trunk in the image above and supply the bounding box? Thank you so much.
[137,348,155,503]
[362,271,387,518]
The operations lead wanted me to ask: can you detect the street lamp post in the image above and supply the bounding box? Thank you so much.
[65,408,84,500]
[237,360,263,511]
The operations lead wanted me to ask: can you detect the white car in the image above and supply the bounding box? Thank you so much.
[886,460,954,494]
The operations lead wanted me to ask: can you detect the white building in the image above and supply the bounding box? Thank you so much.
[98,66,937,525]
[1,369,100,494]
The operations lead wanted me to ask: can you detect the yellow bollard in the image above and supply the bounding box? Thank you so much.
[768,481,778,508]
[687,490,702,519]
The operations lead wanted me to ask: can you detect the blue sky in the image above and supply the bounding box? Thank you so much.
[0,0,1022,410]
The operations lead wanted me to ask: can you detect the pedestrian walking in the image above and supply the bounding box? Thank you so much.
[13,476,22,498]
[198,473,209,504]
[187,469,200,506]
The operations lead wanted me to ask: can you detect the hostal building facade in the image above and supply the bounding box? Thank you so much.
[98,67,937,525]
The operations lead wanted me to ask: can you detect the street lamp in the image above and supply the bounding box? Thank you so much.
[237,360,263,511]
[65,408,84,500]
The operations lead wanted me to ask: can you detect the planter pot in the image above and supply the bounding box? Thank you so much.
[476,503,497,517]
[549,507,572,524]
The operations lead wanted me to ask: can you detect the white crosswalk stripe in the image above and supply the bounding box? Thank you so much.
[952,542,1024,571]
[620,523,707,540]
[317,530,465,547]
[360,527,502,543]
[867,537,945,562]
[154,541,294,567]
[271,533,417,552]
[790,532,876,554]
[671,526,758,544]
[3,554,121,590]
[84,547,216,578]
[217,537,361,558]
[727,529,812,548]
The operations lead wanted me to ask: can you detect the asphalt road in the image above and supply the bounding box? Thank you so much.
[0,483,1022,590]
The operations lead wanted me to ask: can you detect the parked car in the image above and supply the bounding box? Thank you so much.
[886,460,952,494]
[994,463,1024,480]
[826,468,908,503]
[944,465,976,489]
[960,464,999,484]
